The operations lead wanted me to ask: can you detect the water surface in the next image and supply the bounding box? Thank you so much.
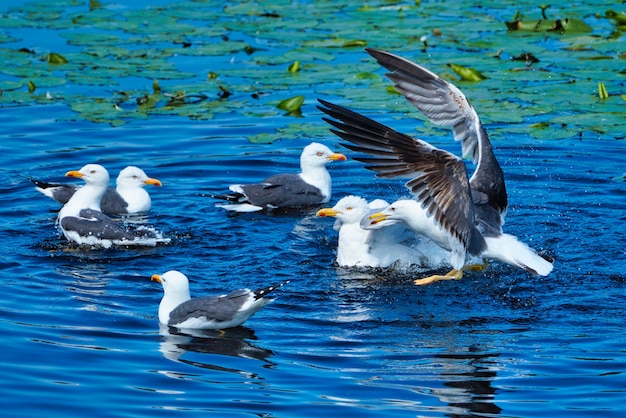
[1,1,625,417]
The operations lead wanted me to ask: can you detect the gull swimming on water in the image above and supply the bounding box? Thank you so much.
[214,142,346,212]
[318,48,553,284]
[31,165,162,215]
[57,164,168,247]
[152,270,288,330]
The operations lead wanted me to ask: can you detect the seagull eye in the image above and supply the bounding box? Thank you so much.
[346,207,353,211]
[90,170,96,174]
[316,151,324,157]
[132,175,138,179]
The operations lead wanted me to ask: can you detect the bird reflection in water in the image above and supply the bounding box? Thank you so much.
[157,323,274,374]
[431,350,502,416]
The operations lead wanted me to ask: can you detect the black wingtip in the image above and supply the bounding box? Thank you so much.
[253,280,290,300]
[212,192,247,203]
[29,178,50,188]
[364,47,383,58]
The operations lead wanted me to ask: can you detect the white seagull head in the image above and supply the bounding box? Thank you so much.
[65,163,110,188]
[300,142,347,169]
[369,199,417,224]
[317,195,370,224]
[116,166,162,190]
[152,270,191,300]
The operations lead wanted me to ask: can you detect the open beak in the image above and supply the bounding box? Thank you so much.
[65,170,84,178]
[368,211,388,225]
[316,208,340,217]
[151,274,162,283]
[328,153,347,162]
[144,178,162,187]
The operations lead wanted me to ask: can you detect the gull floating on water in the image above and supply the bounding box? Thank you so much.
[317,195,427,268]
[57,164,168,248]
[151,270,288,330]
[318,48,553,285]
[31,166,162,215]
[214,142,346,212]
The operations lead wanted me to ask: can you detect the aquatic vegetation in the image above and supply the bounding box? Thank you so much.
[0,0,622,142]
[447,63,488,82]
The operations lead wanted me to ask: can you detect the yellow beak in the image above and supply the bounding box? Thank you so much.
[65,170,84,178]
[151,274,162,283]
[368,211,388,225]
[316,208,340,217]
[328,153,347,162]
[144,178,162,187]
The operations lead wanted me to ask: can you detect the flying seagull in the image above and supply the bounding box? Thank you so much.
[151,270,288,330]
[317,48,553,284]
[214,142,346,212]
[31,165,162,215]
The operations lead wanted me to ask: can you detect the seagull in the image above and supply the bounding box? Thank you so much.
[151,270,289,330]
[214,142,347,212]
[31,166,162,215]
[317,195,426,268]
[57,164,167,247]
[317,48,553,285]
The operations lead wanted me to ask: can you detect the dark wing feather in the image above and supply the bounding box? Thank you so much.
[100,189,129,215]
[466,124,507,217]
[365,48,507,216]
[365,48,480,162]
[60,209,149,240]
[318,99,486,255]
[239,174,324,208]
[252,280,290,300]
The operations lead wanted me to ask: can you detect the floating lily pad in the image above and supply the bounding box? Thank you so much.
[0,0,618,139]
[447,63,488,81]
[276,95,305,112]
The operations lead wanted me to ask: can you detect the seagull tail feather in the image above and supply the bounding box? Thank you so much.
[484,234,553,276]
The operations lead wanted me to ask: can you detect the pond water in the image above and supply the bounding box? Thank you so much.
[1,1,625,417]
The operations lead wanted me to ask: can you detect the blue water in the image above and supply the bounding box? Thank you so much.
[2,1,626,417]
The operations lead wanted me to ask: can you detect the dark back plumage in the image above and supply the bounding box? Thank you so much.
[60,208,155,241]
[241,174,324,208]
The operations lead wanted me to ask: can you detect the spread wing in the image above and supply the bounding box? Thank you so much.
[365,48,507,216]
[318,99,486,255]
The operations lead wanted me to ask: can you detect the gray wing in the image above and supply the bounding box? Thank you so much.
[169,281,288,326]
[318,99,487,256]
[366,48,507,216]
[60,209,147,240]
[30,179,77,204]
[240,174,324,208]
[100,189,129,215]
[168,291,252,325]
[366,48,481,162]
